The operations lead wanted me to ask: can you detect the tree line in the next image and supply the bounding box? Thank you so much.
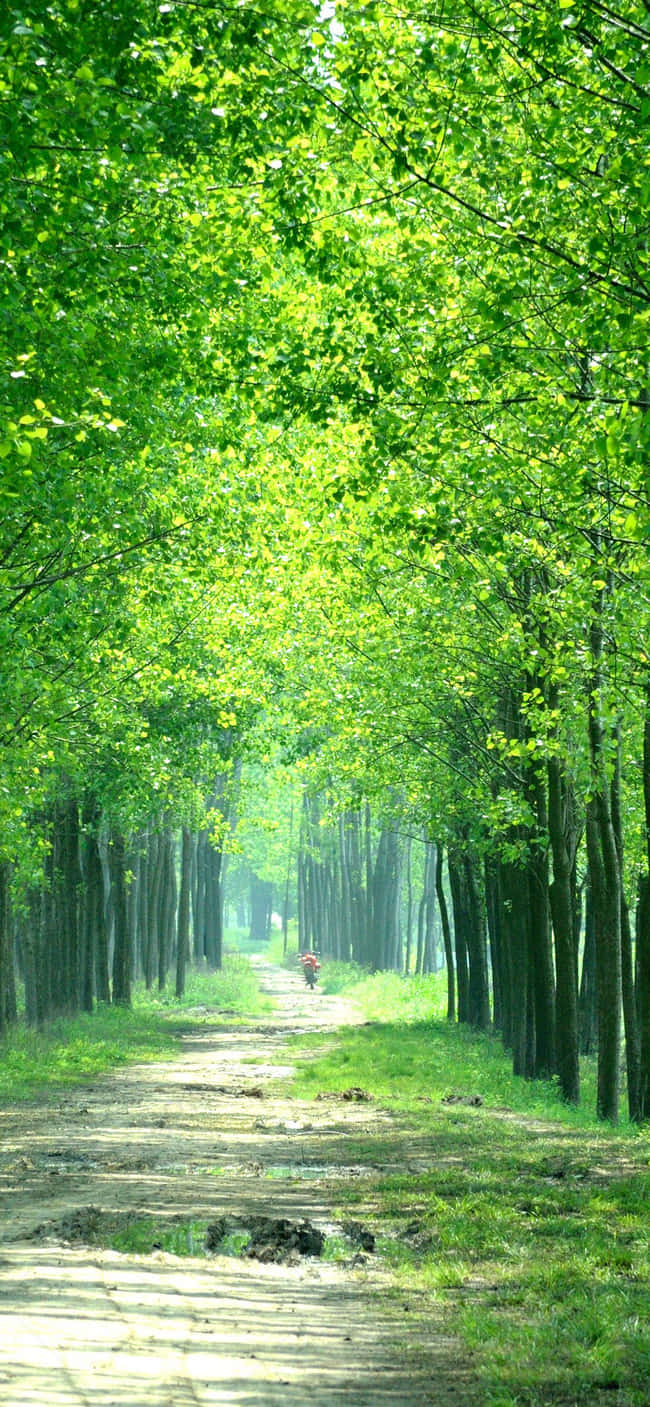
[1,1,649,1122]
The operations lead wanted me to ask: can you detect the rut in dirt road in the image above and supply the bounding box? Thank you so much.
[0,959,477,1406]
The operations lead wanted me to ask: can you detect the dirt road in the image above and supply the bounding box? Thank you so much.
[0,961,474,1406]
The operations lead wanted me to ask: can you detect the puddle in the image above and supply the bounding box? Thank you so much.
[24,1205,378,1265]
[264,1163,373,1181]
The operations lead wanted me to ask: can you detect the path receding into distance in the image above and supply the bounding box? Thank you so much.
[0,960,477,1406]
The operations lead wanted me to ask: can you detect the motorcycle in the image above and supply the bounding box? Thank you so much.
[299,952,321,988]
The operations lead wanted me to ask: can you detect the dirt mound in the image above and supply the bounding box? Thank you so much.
[206,1213,325,1262]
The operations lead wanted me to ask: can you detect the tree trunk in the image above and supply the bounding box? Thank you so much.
[484,858,503,1034]
[249,874,273,947]
[176,826,192,999]
[611,721,640,1120]
[637,673,650,1120]
[205,842,223,969]
[527,775,555,1078]
[110,829,131,1006]
[447,847,470,1024]
[586,796,622,1121]
[547,753,580,1104]
[80,799,103,1013]
[579,880,598,1054]
[0,863,17,1032]
[404,835,413,975]
[436,844,455,1021]
[501,859,530,1075]
[586,580,622,1122]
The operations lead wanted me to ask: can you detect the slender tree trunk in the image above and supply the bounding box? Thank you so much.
[611,721,640,1120]
[579,880,598,1054]
[436,844,455,1021]
[127,843,141,982]
[194,831,208,963]
[283,800,294,956]
[138,831,153,987]
[205,843,223,969]
[501,859,530,1075]
[527,777,555,1077]
[548,753,580,1104]
[637,673,650,1120]
[364,802,374,966]
[447,848,470,1024]
[404,835,413,975]
[0,863,17,1032]
[484,858,503,1034]
[54,797,82,1015]
[586,579,622,1122]
[176,826,192,999]
[157,831,171,991]
[422,841,437,976]
[110,829,131,1006]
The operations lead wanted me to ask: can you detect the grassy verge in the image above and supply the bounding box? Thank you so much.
[287,970,650,1407]
[136,951,273,1024]
[0,953,270,1100]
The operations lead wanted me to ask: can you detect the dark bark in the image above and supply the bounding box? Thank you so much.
[436,844,455,1021]
[51,797,82,1015]
[447,848,470,1024]
[484,858,503,1034]
[547,753,580,1103]
[80,799,103,1013]
[157,831,171,991]
[586,794,622,1122]
[146,830,165,985]
[637,674,650,1120]
[0,863,17,1032]
[527,779,555,1078]
[421,842,437,976]
[586,583,622,1122]
[193,831,207,962]
[611,721,640,1120]
[110,829,131,1006]
[205,842,223,969]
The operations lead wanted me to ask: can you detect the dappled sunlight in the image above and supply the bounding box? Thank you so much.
[0,1243,446,1406]
[0,963,474,1405]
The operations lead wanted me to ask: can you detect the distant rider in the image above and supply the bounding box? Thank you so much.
[299,951,321,988]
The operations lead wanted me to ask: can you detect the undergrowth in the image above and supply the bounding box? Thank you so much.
[137,951,272,1023]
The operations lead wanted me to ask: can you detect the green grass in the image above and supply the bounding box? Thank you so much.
[285,969,650,1406]
[0,954,270,1100]
[325,964,448,1017]
[136,951,273,1022]
[108,1217,211,1257]
[0,1003,177,1100]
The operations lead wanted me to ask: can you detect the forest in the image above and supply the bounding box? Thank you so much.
[1,0,650,1128]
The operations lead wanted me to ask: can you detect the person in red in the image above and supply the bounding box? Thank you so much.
[299,951,321,988]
